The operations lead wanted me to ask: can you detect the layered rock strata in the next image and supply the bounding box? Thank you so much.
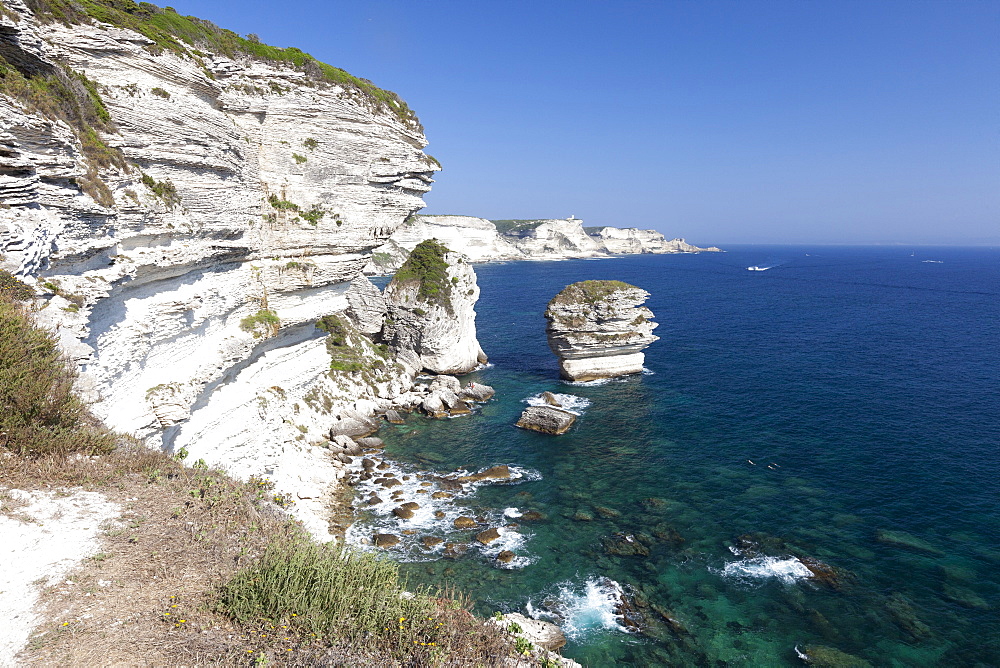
[545,280,659,382]
[0,1,440,538]
[587,226,722,254]
[365,215,720,273]
[382,239,487,375]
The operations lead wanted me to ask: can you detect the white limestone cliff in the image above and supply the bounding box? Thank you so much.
[382,239,487,375]
[363,215,523,274]
[545,280,659,382]
[587,226,720,254]
[366,215,719,273]
[0,1,438,537]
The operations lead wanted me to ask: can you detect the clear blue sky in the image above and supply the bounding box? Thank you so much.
[168,0,998,245]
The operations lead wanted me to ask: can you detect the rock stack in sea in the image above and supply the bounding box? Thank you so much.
[544,280,658,381]
[382,239,488,375]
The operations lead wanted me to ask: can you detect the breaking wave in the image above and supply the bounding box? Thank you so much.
[526,577,630,640]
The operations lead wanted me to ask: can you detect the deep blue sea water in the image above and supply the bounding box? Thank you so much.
[354,246,1000,667]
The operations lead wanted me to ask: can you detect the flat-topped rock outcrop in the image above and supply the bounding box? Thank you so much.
[545,280,658,381]
[516,405,577,435]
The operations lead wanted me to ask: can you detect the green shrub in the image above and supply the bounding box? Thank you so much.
[216,541,439,653]
[303,137,318,150]
[300,205,325,226]
[0,54,124,205]
[390,239,454,313]
[548,279,635,307]
[240,309,280,338]
[150,86,169,98]
[0,295,115,456]
[267,193,298,211]
[292,152,306,164]
[0,270,34,301]
[140,172,181,207]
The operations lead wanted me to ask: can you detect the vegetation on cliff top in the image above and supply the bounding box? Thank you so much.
[391,238,455,313]
[17,0,420,128]
[492,219,548,236]
[547,279,637,308]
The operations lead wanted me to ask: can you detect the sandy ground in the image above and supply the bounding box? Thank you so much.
[0,488,120,666]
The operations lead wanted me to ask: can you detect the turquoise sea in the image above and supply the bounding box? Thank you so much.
[353,246,1000,666]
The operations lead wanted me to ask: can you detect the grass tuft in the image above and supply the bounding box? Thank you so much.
[0,293,114,456]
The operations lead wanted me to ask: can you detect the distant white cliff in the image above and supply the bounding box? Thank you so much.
[364,215,720,274]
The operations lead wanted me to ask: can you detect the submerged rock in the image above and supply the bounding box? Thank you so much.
[603,533,651,557]
[875,529,944,555]
[797,644,873,667]
[516,406,576,435]
[544,280,658,381]
[443,542,468,559]
[420,536,444,549]
[458,465,511,483]
[496,550,516,564]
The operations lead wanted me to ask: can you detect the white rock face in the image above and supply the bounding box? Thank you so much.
[0,2,438,537]
[366,215,719,272]
[383,242,487,375]
[588,227,718,254]
[364,215,523,274]
[545,280,659,382]
[504,218,604,259]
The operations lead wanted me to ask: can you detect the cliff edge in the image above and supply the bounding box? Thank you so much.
[0,0,439,535]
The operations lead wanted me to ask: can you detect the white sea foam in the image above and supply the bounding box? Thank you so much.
[523,392,591,415]
[718,556,812,585]
[343,457,541,564]
[563,377,612,387]
[476,526,537,569]
[526,577,630,640]
[504,507,523,518]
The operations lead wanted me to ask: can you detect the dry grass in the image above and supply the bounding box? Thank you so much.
[0,284,524,666]
[4,445,520,666]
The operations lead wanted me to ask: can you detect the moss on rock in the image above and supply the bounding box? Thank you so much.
[390,238,454,313]
[547,280,634,309]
